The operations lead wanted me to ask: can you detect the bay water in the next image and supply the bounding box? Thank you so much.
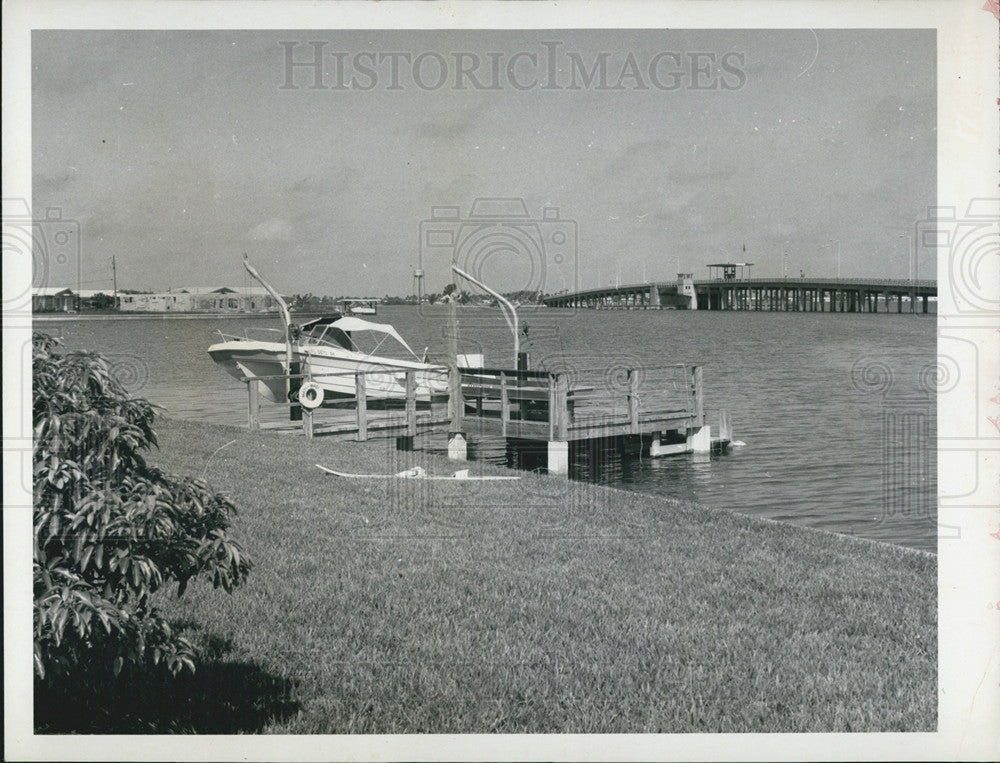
[38,305,937,552]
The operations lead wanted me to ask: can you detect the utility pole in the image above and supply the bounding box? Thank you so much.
[111,255,119,310]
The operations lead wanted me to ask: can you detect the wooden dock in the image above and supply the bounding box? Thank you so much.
[242,363,723,475]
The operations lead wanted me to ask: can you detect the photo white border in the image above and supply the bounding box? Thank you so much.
[4,1,998,760]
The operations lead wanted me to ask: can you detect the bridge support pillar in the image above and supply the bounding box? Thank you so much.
[649,284,661,309]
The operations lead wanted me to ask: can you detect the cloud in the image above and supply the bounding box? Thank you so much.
[763,221,799,238]
[246,217,294,242]
[412,101,491,143]
[288,164,358,198]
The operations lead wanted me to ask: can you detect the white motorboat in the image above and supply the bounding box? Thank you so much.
[207,256,446,406]
[338,297,378,315]
[208,314,447,405]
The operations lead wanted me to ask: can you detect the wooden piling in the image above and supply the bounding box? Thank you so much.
[355,371,368,441]
[547,374,556,441]
[500,372,510,437]
[449,363,464,435]
[690,365,704,427]
[405,370,417,438]
[247,378,261,430]
[288,361,302,422]
[627,368,640,434]
[553,373,569,441]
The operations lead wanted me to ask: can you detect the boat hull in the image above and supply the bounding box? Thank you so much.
[208,340,447,404]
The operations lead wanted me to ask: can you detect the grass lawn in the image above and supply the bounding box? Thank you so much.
[36,417,936,734]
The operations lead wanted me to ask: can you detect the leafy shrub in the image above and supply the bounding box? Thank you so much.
[33,333,252,680]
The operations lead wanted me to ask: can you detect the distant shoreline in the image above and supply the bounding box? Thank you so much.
[32,312,285,322]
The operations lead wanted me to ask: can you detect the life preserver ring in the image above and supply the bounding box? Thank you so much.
[298,381,324,409]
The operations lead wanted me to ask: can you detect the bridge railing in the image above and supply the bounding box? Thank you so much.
[696,277,936,288]
[543,278,937,303]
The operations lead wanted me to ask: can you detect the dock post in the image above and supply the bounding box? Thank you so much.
[405,370,417,437]
[397,370,416,451]
[627,368,640,434]
[547,440,569,475]
[689,365,705,427]
[553,373,569,440]
[355,371,368,442]
[500,372,510,437]
[247,378,261,430]
[303,407,314,439]
[288,361,302,421]
[547,374,556,441]
[684,363,709,450]
[448,364,466,461]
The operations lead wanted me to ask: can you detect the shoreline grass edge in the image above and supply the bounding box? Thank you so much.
[37,417,937,734]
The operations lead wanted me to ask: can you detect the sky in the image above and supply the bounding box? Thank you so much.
[32,28,936,296]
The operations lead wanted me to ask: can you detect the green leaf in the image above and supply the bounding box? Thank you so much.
[31,333,252,681]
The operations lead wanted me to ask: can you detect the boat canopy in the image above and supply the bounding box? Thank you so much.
[328,316,419,358]
[292,314,419,359]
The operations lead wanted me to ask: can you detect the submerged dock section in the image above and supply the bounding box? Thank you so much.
[241,361,727,475]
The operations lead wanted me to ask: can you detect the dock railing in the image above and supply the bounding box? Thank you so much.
[240,362,705,444]
[458,363,704,440]
[241,365,450,440]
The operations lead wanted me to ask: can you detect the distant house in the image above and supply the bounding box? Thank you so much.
[33,285,283,313]
[32,287,77,312]
[118,286,280,313]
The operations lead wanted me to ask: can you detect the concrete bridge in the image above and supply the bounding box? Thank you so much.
[542,276,937,314]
